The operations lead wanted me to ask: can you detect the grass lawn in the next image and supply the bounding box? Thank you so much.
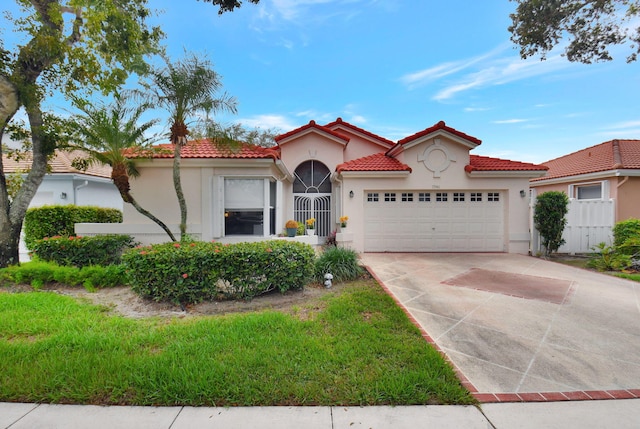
[614,272,640,282]
[0,279,475,407]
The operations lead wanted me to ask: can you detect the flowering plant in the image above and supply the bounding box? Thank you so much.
[340,215,349,227]
[285,219,298,229]
[305,218,316,229]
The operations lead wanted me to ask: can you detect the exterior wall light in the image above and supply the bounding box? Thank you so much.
[349,190,354,198]
[520,190,526,198]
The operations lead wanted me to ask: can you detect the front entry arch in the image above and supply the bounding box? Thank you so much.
[293,160,332,237]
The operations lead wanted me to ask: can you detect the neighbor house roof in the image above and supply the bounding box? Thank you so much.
[336,153,412,173]
[531,139,640,182]
[2,150,112,178]
[466,155,549,173]
[127,140,280,160]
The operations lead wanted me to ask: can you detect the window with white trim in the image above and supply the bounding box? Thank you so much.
[488,192,500,202]
[384,192,396,202]
[224,178,268,236]
[453,192,465,202]
[419,192,431,202]
[575,183,602,200]
[470,192,482,202]
[436,192,448,202]
[401,192,414,202]
[367,192,379,202]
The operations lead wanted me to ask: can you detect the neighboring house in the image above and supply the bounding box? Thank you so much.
[530,139,640,253]
[3,150,122,209]
[78,119,548,253]
[3,150,122,258]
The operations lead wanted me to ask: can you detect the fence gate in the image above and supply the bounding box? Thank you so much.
[532,199,615,254]
[294,194,331,237]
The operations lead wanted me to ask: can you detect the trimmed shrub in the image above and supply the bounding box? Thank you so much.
[534,191,569,256]
[314,246,364,283]
[122,240,315,305]
[24,205,122,250]
[31,234,136,268]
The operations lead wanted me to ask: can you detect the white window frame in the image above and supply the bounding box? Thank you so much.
[222,177,271,237]
[569,181,608,201]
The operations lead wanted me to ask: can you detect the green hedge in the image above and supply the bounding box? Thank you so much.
[0,261,127,290]
[122,240,316,305]
[31,235,136,268]
[24,205,122,250]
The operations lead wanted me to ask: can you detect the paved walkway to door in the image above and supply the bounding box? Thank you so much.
[360,253,640,402]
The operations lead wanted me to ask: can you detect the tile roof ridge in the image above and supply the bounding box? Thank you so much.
[542,140,615,164]
[274,120,349,143]
[397,120,482,146]
[324,117,395,146]
[612,139,623,167]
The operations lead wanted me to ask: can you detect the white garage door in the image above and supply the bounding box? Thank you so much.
[364,191,504,252]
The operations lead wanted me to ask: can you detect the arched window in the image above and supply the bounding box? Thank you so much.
[293,160,331,193]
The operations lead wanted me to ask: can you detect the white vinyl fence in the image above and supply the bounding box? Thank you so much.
[532,199,615,254]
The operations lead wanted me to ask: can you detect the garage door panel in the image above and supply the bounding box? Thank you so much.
[364,190,504,252]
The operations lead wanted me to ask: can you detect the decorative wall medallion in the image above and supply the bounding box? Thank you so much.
[418,139,456,178]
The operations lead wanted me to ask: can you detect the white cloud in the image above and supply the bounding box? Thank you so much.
[236,114,300,131]
[492,119,530,124]
[399,46,506,90]
[604,119,640,130]
[399,44,576,102]
[348,114,367,124]
[464,107,491,112]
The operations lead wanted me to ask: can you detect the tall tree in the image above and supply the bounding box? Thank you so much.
[509,0,640,63]
[139,53,237,239]
[67,96,177,242]
[0,0,162,267]
[198,0,260,13]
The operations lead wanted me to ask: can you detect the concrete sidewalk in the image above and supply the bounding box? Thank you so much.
[3,400,640,429]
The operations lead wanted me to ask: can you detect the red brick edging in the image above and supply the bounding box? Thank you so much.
[364,265,640,404]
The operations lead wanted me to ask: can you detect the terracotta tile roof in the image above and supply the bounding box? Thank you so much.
[531,139,640,182]
[336,153,412,173]
[397,121,482,146]
[324,117,395,147]
[274,120,350,144]
[466,155,548,173]
[128,139,280,160]
[2,150,112,178]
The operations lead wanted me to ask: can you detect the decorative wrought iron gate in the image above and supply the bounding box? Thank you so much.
[293,160,332,237]
[294,194,332,237]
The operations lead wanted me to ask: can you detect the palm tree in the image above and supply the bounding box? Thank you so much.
[140,53,237,239]
[67,95,177,242]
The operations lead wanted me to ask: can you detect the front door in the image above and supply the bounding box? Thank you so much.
[293,160,332,237]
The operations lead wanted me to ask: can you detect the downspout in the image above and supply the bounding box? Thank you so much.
[74,180,89,204]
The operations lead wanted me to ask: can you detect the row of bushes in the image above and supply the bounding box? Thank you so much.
[6,231,364,306]
[24,205,122,250]
[589,218,640,271]
[0,261,126,290]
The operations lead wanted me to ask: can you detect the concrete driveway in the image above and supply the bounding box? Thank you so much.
[360,253,640,399]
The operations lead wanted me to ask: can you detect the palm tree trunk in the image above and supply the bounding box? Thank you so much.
[173,143,187,238]
[111,163,177,242]
[128,195,177,242]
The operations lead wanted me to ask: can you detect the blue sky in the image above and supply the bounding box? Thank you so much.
[4,0,640,163]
